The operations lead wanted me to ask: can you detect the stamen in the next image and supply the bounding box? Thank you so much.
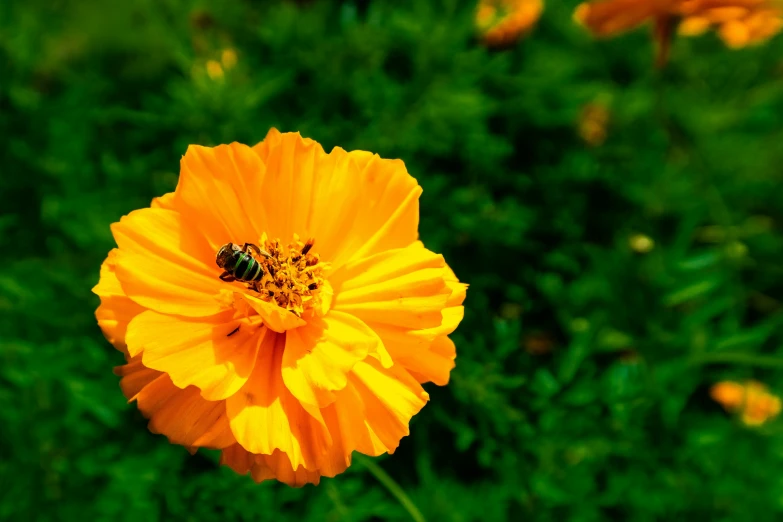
[301,238,315,255]
[245,235,327,317]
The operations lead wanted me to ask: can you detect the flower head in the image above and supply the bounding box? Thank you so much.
[476,0,544,48]
[93,129,467,486]
[574,0,783,65]
[710,380,782,426]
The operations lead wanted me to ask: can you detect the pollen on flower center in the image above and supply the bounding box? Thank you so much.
[251,235,327,317]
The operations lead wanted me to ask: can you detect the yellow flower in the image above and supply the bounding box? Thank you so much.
[574,0,783,65]
[93,129,467,486]
[476,0,544,48]
[710,380,782,426]
[628,233,654,253]
[205,59,224,80]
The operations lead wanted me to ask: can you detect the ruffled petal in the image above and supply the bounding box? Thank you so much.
[116,358,235,449]
[151,191,176,210]
[323,359,429,458]
[126,310,262,400]
[300,147,364,264]
[114,357,162,401]
[406,335,458,386]
[328,152,422,268]
[365,301,463,386]
[251,132,365,263]
[281,311,378,408]
[112,208,226,317]
[251,127,283,162]
[251,133,421,271]
[226,331,331,470]
[173,143,269,253]
[332,247,453,330]
[331,242,464,380]
[93,249,145,353]
[330,243,446,291]
[220,445,321,487]
[257,132,322,241]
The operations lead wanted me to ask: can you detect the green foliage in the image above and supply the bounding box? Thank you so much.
[3,0,783,520]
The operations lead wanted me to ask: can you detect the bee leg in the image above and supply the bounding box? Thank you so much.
[242,243,271,258]
[219,271,236,282]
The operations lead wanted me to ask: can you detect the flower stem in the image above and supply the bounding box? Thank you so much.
[355,454,426,522]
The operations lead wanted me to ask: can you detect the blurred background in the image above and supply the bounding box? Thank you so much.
[4,0,783,520]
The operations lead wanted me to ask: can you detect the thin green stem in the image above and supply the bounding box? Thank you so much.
[688,352,783,368]
[355,455,426,522]
[325,482,350,521]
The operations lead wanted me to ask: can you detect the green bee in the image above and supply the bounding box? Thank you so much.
[215,242,269,284]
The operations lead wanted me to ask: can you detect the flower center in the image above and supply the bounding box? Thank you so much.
[252,235,327,317]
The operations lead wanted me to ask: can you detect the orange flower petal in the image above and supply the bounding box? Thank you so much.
[575,0,676,37]
[235,293,306,333]
[330,243,446,291]
[221,445,321,487]
[253,135,366,266]
[150,191,176,210]
[373,324,460,386]
[720,18,752,46]
[282,311,379,408]
[93,249,145,353]
[300,146,363,263]
[338,153,422,266]
[352,361,429,453]
[704,6,750,23]
[126,310,262,401]
[114,357,162,401]
[251,127,283,162]
[252,450,321,487]
[406,336,457,385]
[332,248,453,330]
[117,358,235,449]
[174,143,270,253]
[257,132,321,241]
[335,295,452,330]
[410,240,469,307]
[252,134,421,272]
[226,332,331,470]
[369,304,463,385]
[112,208,226,317]
[326,360,429,457]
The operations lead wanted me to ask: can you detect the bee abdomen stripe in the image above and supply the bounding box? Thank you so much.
[235,253,250,278]
[241,258,257,280]
[248,260,263,281]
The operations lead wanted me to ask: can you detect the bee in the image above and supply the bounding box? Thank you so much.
[215,242,270,284]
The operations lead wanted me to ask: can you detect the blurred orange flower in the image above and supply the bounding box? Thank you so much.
[710,380,782,426]
[574,0,783,65]
[476,0,544,47]
[93,129,467,486]
[679,0,783,48]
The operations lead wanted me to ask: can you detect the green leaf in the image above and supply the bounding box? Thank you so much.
[662,278,722,307]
